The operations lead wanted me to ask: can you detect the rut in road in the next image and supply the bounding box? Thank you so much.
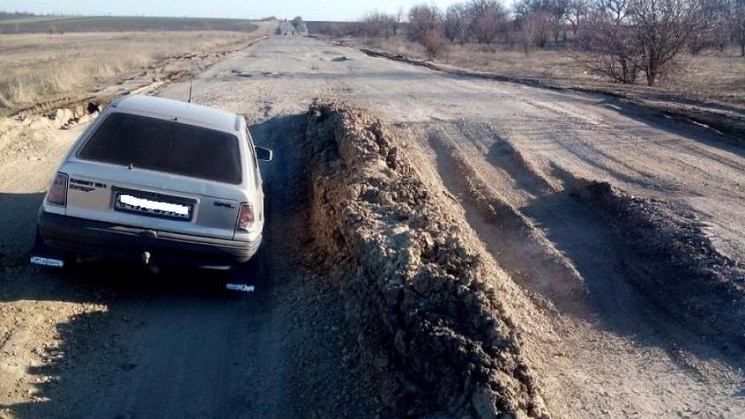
[394,120,745,417]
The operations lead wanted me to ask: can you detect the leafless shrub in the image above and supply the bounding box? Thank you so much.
[567,0,590,34]
[686,33,711,55]
[630,0,706,85]
[514,0,570,42]
[445,3,471,43]
[421,29,448,58]
[575,9,642,83]
[408,4,445,44]
[469,0,510,43]
[522,10,554,54]
[407,4,448,58]
[361,11,397,38]
[689,0,733,53]
[444,0,509,44]
[575,0,706,85]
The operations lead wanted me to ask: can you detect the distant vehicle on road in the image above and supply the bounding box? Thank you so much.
[31,94,272,270]
[276,20,296,35]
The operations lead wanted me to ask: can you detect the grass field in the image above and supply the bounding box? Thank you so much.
[0,15,258,34]
[0,31,257,111]
[363,35,745,106]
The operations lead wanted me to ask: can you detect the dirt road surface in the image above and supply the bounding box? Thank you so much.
[2,35,744,417]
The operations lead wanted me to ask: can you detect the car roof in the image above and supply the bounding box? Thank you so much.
[110,95,240,133]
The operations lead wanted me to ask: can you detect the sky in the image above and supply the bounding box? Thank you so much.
[0,0,460,21]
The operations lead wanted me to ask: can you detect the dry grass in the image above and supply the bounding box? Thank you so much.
[366,36,745,105]
[0,31,251,110]
[667,50,745,104]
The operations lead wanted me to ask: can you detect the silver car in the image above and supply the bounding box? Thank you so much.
[31,94,272,270]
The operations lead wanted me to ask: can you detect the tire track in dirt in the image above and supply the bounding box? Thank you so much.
[393,120,745,417]
[423,123,589,317]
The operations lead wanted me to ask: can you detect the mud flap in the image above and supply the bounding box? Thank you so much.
[29,227,67,268]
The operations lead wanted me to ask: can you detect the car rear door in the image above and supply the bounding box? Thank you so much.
[60,112,250,240]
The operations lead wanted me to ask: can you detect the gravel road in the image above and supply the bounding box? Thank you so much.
[1,35,744,417]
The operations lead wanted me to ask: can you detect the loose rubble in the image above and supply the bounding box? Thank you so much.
[573,180,745,345]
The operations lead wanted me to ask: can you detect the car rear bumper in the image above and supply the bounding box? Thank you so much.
[38,211,260,268]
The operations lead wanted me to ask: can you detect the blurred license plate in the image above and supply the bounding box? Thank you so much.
[115,193,192,221]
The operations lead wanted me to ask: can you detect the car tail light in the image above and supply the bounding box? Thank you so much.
[47,172,68,207]
[236,203,254,231]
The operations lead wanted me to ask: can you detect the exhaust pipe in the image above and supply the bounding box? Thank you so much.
[141,251,160,274]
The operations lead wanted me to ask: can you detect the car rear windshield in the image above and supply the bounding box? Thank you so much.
[78,112,242,184]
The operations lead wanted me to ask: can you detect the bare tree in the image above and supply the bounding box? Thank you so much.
[445,3,470,43]
[575,0,706,85]
[576,5,642,83]
[408,4,447,57]
[467,0,509,43]
[566,0,589,34]
[734,0,745,56]
[522,10,554,54]
[514,0,570,41]
[596,0,632,22]
[444,0,509,44]
[688,0,729,54]
[408,4,444,43]
[394,7,405,36]
[713,0,735,51]
[361,11,396,38]
[630,0,704,85]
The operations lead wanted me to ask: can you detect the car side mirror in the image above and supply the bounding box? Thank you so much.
[255,146,273,161]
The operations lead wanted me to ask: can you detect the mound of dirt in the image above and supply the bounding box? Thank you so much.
[305,102,548,417]
[573,180,745,345]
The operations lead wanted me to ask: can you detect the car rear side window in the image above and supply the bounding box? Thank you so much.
[78,112,242,184]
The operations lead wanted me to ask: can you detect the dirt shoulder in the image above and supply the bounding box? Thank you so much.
[2,33,268,120]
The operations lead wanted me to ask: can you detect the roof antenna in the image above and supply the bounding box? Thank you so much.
[188,79,193,103]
